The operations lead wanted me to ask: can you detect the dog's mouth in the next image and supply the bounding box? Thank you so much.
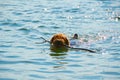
[50,39,68,53]
[52,39,65,47]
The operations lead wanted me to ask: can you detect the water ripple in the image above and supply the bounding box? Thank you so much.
[29,74,46,79]
[100,71,120,76]
[0,4,17,7]
[0,44,12,48]
[0,51,8,53]
[18,28,31,34]
[0,68,15,72]
[35,69,74,74]
[0,22,23,27]
[80,76,102,80]
[0,60,38,65]
[15,45,34,50]
[0,78,14,80]
[38,25,46,28]
[31,58,46,61]
[21,19,32,22]
[0,60,58,66]
[68,64,82,67]
[5,56,20,58]
[12,12,23,16]
[65,8,80,13]
[18,28,30,31]
[111,66,120,69]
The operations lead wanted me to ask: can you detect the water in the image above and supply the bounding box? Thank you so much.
[0,0,120,80]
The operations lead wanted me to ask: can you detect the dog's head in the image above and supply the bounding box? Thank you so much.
[50,33,69,48]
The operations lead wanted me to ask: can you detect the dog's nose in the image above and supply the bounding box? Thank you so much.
[53,39,64,47]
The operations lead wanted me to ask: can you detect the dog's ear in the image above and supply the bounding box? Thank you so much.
[50,36,54,44]
[50,34,59,44]
[64,38,69,45]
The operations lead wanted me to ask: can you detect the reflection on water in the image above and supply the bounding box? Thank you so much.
[50,52,67,57]
[50,46,69,53]
[50,52,68,69]
[0,0,120,80]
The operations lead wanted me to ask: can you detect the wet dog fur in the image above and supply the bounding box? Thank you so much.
[50,33,69,47]
[50,33,69,52]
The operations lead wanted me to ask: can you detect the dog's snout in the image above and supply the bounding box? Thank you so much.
[53,39,64,47]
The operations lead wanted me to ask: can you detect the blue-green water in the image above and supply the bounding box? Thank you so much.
[0,0,120,80]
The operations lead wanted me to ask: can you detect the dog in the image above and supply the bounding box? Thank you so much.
[72,34,78,39]
[49,33,95,53]
[50,33,70,47]
[50,33,70,52]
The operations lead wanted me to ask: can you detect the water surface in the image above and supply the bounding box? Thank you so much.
[0,0,120,80]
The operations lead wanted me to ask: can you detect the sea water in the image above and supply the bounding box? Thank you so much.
[0,0,120,80]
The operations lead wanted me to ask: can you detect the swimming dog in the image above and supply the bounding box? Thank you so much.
[50,33,69,48]
[50,33,95,53]
[72,34,78,39]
